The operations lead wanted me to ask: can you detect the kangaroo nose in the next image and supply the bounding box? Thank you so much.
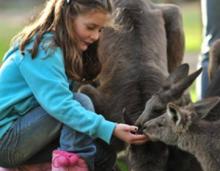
[137,125,144,134]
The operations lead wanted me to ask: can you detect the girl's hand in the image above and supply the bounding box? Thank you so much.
[113,123,149,144]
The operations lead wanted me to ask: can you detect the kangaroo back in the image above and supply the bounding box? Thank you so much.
[205,40,220,120]
[208,39,220,80]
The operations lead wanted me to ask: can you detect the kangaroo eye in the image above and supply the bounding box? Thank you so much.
[158,123,163,127]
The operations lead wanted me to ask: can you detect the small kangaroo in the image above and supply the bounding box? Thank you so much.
[143,97,220,171]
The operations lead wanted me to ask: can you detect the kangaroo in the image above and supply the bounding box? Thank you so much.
[78,0,196,170]
[142,97,220,171]
[129,64,203,171]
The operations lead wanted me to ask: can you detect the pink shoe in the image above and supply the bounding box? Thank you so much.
[52,150,88,171]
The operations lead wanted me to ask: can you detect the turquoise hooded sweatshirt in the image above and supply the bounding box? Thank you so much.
[0,33,116,143]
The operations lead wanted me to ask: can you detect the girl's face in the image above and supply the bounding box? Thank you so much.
[73,10,109,52]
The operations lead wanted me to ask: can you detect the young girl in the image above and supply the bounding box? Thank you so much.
[0,0,148,170]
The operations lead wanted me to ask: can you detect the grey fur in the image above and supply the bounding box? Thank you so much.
[143,97,220,171]
[78,0,200,170]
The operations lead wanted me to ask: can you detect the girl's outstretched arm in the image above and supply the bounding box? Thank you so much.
[113,123,149,145]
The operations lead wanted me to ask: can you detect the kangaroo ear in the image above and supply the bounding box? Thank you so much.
[193,97,220,119]
[159,66,202,102]
[163,63,189,89]
[167,103,182,125]
[171,67,202,96]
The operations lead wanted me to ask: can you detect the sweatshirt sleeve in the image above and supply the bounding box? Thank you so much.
[18,45,116,144]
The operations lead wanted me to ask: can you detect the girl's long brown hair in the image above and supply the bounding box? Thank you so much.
[12,0,112,82]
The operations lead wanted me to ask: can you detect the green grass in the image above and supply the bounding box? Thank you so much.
[117,159,129,171]
[181,2,201,102]
[0,22,23,63]
[182,3,202,53]
[0,3,202,60]
[190,83,197,102]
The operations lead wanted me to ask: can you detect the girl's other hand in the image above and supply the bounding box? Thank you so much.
[113,123,149,144]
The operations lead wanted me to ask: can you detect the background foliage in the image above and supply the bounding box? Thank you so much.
[0,0,202,61]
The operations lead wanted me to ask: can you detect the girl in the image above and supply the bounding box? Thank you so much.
[0,0,148,170]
